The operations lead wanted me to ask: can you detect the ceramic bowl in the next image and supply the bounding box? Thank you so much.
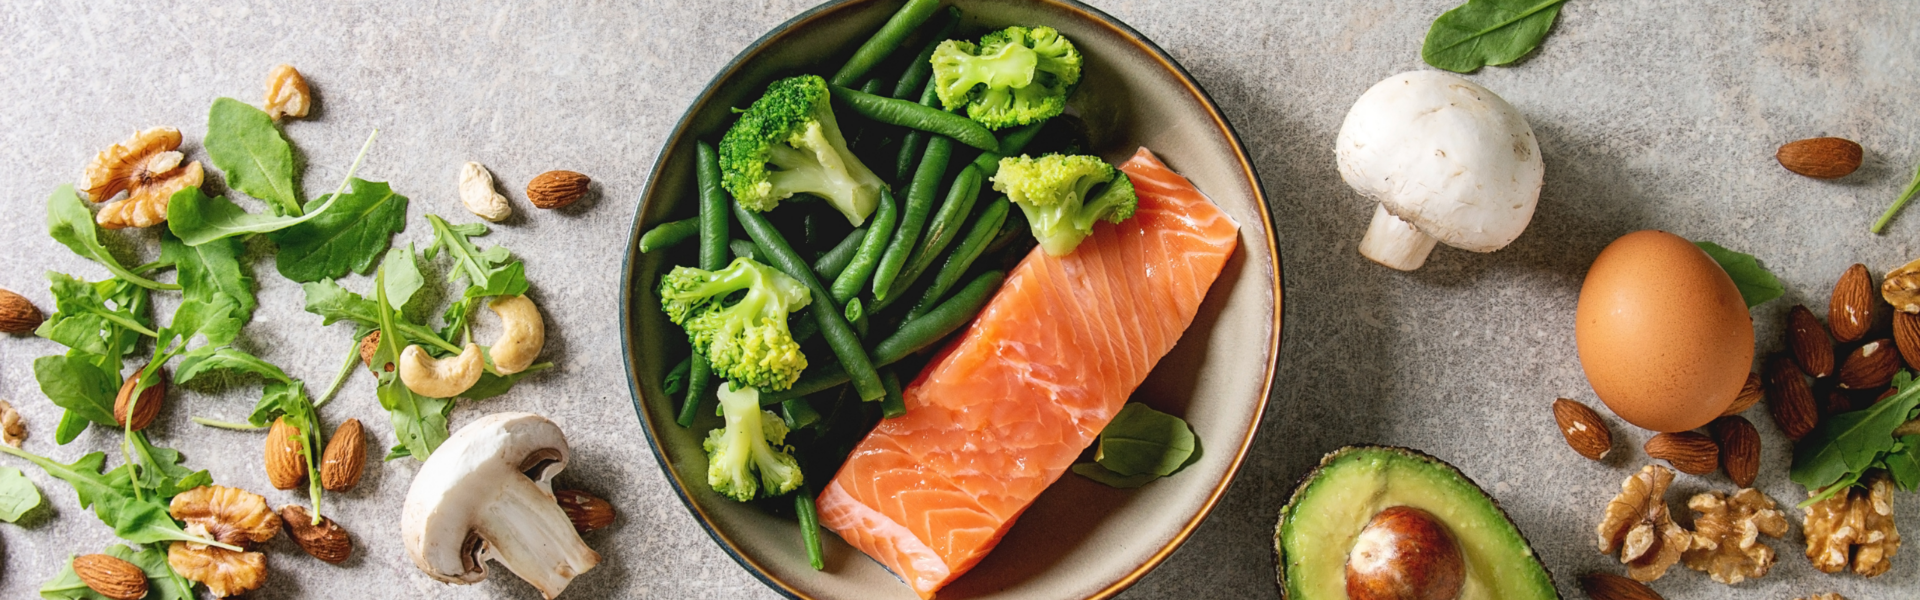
[618,0,1281,597]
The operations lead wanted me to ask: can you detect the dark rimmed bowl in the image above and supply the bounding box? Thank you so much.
[618,0,1282,597]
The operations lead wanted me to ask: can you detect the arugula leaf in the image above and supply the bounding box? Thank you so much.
[1792,371,1920,500]
[36,272,156,355]
[302,279,459,353]
[162,292,242,349]
[375,267,455,460]
[270,178,408,283]
[205,97,300,215]
[0,443,220,549]
[382,242,425,312]
[1422,0,1567,73]
[39,544,194,600]
[427,215,529,299]
[1695,241,1785,308]
[0,466,42,522]
[463,363,551,401]
[1889,435,1920,491]
[160,230,255,322]
[32,354,119,428]
[175,346,294,387]
[46,186,176,291]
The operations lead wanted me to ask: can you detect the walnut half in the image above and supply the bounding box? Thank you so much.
[1597,464,1692,582]
[80,127,204,229]
[1682,488,1788,584]
[167,542,266,598]
[169,485,280,548]
[1804,473,1902,577]
[263,64,311,120]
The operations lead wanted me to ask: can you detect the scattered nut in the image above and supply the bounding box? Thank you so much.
[321,418,366,492]
[263,64,311,120]
[1824,389,1858,416]
[81,127,205,229]
[280,505,352,564]
[1552,398,1612,461]
[1804,473,1901,577]
[1597,465,1691,582]
[1644,432,1718,476]
[1682,488,1788,584]
[1894,312,1920,369]
[168,541,267,598]
[1883,257,1920,314]
[486,295,545,374]
[556,488,616,533]
[1838,339,1901,390]
[1787,305,1835,378]
[1776,137,1863,179]
[0,288,45,334]
[459,161,511,222]
[113,365,166,431]
[169,485,281,548]
[1578,572,1664,600]
[0,400,25,448]
[1830,264,1875,343]
[527,170,590,209]
[1722,372,1764,416]
[265,417,308,490]
[1710,416,1760,487]
[398,343,484,398]
[72,553,148,600]
[1764,356,1820,440]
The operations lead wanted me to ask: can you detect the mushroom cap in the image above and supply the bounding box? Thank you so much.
[1335,70,1543,252]
[401,412,572,584]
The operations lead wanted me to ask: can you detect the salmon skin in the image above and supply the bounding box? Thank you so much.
[815,148,1240,598]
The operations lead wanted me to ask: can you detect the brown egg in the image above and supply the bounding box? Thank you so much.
[1575,230,1753,432]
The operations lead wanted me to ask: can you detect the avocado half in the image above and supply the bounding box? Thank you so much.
[1273,445,1559,600]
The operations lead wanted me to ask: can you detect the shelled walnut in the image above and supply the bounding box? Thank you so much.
[80,127,204,229]
[263,64,311,120]
[1804,474,1901,577]
[169,485,280,547]
[1597,465,1691,582]
[168,542,266,597]
[1682,488,1788,584]
[0,400,25,448]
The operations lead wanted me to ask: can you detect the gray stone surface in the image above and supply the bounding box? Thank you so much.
[0,0,1915,598]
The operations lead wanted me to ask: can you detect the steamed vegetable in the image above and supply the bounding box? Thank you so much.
[720,75,887,226]
[705,382,805,501]
[991,154,1137,256]
[931,26,1082,130]
[659,257,812,392]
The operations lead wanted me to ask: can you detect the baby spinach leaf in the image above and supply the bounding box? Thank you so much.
[39,544,194,600]
[1422,0,1566,73]
[1792,371,1920,501]
[270,179,409,283]
[206,97,300,216]
[1094,403,1197,478]
[382,243,425,312]
[1695,241,1785,308]
[160,230,255,322]
[32,354,119,428]
[0,466,42,522]
[46,186,176,291]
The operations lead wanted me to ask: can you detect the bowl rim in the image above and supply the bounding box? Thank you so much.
[615,0,1285,597]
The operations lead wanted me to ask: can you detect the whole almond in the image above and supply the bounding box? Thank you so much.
[1645,431,1720,475]
[1579,572,1665,600]
[527,170,590,209]
[265,417,308,490]
[1883,257,1920,313]
[1764,356,1820,440]
[1787,305,1835,378]
[1894,312,1920,369]
[1722,372,1765,416]
[1837,338,1900,390]
[0,288,44,334]
[1710,416,1761,487]
[1551,398,1612,461]
[1830,264,1875,343]
[321,418,366,492]
[72,553,147,600]
[555,488,616,532]
[1824,390,1857,416]
[1776,137,1863,179]
[113,366,165,431]
[280,505,353,563]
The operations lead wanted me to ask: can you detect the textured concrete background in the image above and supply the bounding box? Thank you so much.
[0,0,1916,598]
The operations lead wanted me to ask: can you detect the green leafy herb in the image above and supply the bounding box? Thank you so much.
[382,243,425,312]
[0,435,229,550]
[37,272,156,355]
[33,354,120,429]
[175,346,292,387]
[372,267,454,460]
[1871,156,1920,234]
[301,279,460,354]
[167,187,334,246]
[1791,371,1920,504]
[1069,463,1159,489]
[1694,241,1784,308]
[0,466,43,522]
[270,178,409,283]
[160,230,255,322]
[46,185,177,291]
[1072,403,1202,489]
[39,544,195,600]
[205,97,300,216]
[425,215,529,299]
[462,363,552,401]
[1421,0,1567,73]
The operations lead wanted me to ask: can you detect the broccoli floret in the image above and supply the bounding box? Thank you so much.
[931,26,1082,130]
[718,75,886,226]
[658,257,812,391]
[991,154,1137,256]
[703,382,804,501]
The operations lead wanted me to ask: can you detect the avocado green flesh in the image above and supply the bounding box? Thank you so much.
[1277,447,1556,600]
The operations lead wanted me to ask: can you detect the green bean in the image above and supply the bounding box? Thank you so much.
[830,0,941,87]
[907,197,1009,321]
[662,356,692,395]
[831,189,898,303]
[969,121,1049,178]
[891,8,959,100]
[791,308,819,343]
[763,270,1005,405]
[848,78,892,149]
[884,165,981,305]
[813,227,868,281]
[830,85,997,152]
[880,370,906,417]
[895,78,942,182]
[844,297,865,323]
[734,202,887,401]
[782,397,821,431]
[639,218,699,253]
[796,490,825,571]
[985,206,1030,255]
[697,142,731,271]
[872,136,951,301]
[729,239,764,263]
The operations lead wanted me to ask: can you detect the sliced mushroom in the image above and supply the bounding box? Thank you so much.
[487,295,545,375]
[399,344,483,398]
[401,413,599,598]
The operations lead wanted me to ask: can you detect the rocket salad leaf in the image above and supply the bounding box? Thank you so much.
[205,98,301,216]
[270,178,409,283]
[0,466,43,522]
[372,266,454,460]
[0,435,229,550]
[160,230,255,322]
[1695,241,1784,308]
[1791,371,1920,504]
[46,185,177,291]
[1422,0,1567,73]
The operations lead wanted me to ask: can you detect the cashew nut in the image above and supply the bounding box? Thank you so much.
[399,344,484,398]
[487,295,545,374]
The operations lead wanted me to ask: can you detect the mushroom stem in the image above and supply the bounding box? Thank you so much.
[1358,204,1439,271]
[476,478,602,599]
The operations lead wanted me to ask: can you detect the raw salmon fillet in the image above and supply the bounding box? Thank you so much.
[816,148,1240,597]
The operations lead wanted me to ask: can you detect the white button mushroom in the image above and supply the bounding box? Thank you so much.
[1335,70,1544,270]
[402,412,600,599]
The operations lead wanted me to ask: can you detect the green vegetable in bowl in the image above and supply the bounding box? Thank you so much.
[991,154,1137,256]
[720,75,887,227]
[705,382,805,502]
[932,26,1082,130]
[659,257,813,392]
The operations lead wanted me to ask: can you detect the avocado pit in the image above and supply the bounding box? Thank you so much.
[1346,506,1464,600]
